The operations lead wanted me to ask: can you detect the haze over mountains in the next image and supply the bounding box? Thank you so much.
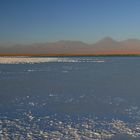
[1,37,140,55]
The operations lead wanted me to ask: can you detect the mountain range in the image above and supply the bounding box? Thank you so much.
[1,37,140,55]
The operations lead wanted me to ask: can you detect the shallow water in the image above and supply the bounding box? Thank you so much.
[0,56,140,139]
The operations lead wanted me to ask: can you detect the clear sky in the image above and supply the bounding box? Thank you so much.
[0,0,140,45]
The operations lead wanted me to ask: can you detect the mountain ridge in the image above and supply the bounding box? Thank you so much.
[1,37,140,55]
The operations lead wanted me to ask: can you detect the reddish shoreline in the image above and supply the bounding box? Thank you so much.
[0,53,140,57]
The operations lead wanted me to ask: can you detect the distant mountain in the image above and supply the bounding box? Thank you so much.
[1,37,140,55]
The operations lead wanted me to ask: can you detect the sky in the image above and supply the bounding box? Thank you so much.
[0,0,140,45]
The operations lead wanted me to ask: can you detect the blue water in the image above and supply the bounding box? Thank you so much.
[0,57,140,118]
[1,56,140,139]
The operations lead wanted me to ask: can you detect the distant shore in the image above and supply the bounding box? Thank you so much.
[1,54,140,57]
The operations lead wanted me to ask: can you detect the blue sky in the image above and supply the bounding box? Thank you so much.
[0,0,140,45]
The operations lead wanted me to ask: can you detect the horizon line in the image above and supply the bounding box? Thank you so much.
[1,53,140,57]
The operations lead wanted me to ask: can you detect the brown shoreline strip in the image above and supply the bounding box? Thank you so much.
[0,53,140,57]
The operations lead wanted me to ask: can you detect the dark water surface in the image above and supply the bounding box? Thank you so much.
[0,57,140,139]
